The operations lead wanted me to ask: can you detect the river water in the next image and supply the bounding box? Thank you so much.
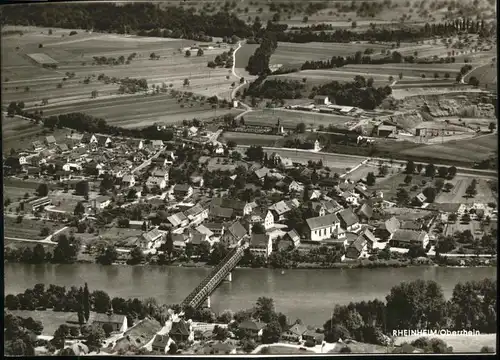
[4,263,496,327]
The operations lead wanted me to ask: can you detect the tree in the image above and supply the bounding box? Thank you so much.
[75,180,89,197]
[185,50,191,57]
[165,231,174,258]
[465,182,477,198]
[254,297,276,323]
[405,160,415,174]
[435,235,456,253]
[386,280,447,331]
[97,245,118,265]
[183,78,190,87]
[212,325,231,341]
[74,201,85,217]
[92,290,111,313]
[86,324,105,347]
[422,187,436,203]
[468,76,479,87]
[396,188,410,205]
[408,245,427,259]
[262,321,282,344]
[324,324,350,343]
[197,48,204,56]
[52,234,79,263]
[36,183,49,197]
[252,223,266,234]
[488,122,496,132]
[128,246,145,265]
[296,122,306,133]
[118,218,130,228]
[366,172,376,186]
[83,283,90,321]
[424,163,435,177]
[404,175,412,185]
[32,243,46,263]
[102,323,114,337]
[437,167,448,178]
[168,342,178,354]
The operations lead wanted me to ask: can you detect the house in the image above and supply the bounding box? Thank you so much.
[140,228,164,249]
[415,192,427,204]
[356,203,373,222]
[121,174,136,188]
[62,163,83,172]
[184,204,209,224]
[169,320,193,343]
[375,216,400,240]
[250,209,274,230]
[194,224,214,239]
[67,133,84,142]
[92,313,128,333]
[204,222,225,237]
[253,167,271,183]
[129,139,144,150]
[96,136,112,147]
[400,220,423,231]
[29,197,52,212]
[287,180,304,193]
[377,125,397,137]
[173,184,193,199]
[306,214,340,241]
[337,208,360,232]
[82,134,97,144]
[165,151,176,164]
[302,330,325,345]
[152,169,169,182]
[314,95,330,105]
[249,233,272,258]
[344,231,372,260]
[211,198,252,217]
[281,323,307,342]
[151,334,171,353]
[211,206,234,220]
[269,199,300,221]
[270,153,294,169]
[190,175,204,188]
[188,126,198,136]
[278,229,301,251]
[146,176,167,190]
[202,342,236,355]
[238,320,266,337]
[32,141,43,151]
[173,234,188,251]
[19,156,28,166]
[167,212,189,228]
[151,139,164,150]
[91,195,112,211]
[45,135,57,146]
[340,191,359,205]
[390,229,429,249]
[354,185,370,199]
[221,221,248,247]
[129,220,151,230]
[313,139,321,152]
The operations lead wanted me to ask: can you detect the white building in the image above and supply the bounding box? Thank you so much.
[306,214,340,241]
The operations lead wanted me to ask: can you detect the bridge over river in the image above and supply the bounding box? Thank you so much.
[181,244,247,309]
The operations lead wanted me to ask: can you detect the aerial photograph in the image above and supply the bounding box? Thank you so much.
[2,0,497,356]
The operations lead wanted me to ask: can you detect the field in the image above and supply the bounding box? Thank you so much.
[382,207,434,221]
[444,220,484,238]
[435,177,495,204]
[38,93,242,128]
[2,115,72,153]
[273,69,392,86]
[369,171,426,202]
[235,42,392,69]
[238,146,365,175]
[464,62,497,91]
[343,63,466,80]
[7,310,77,336]
[399,134,497,164]
[243,109,358,130]
[344,164,380,182]
[394,334,496,353]
[220,131,282,147]
[2,26,238,110]
[329,341,392,353]
[259,345,314,354]
[4,217,59,240]
[26,53,58,65]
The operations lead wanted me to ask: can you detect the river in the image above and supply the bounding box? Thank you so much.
[4,263,496,327]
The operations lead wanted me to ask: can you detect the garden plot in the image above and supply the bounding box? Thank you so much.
[26,53,58,65]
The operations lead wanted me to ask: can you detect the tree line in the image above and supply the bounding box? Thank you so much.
[309,77,393,110]
[1,3,251,39]
[244,78,305,99]
[322,278,496,347]
[246,33,278,76]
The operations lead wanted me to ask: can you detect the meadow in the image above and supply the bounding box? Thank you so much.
[243,109,357,130]
[273,69,393,86]
[2,27,238,109]
[343,62,466,80]
[464,62,497,91]
[399,134,497,164]
[4,217,59,240]
[39,93,242,128]
[220,131,282,146]
[435,177,495,204]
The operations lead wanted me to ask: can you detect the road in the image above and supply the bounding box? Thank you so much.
[461,56,496,84]
[131,146,165,174]
[231,41,252,112]
[235,145,497,178]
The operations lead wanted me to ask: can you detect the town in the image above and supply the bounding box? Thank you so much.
[2,0,497,356]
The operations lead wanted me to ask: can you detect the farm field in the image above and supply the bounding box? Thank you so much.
[220,131,282,147]
[345,164,380,182]
[2,26,238,109]
[273,69,393,86]
[343,63,465,79]
[464,62,497,91]
[435,177,495,204]
[4,217,58,240]
[399,134,497,164]
[243,109,358,130]
[234,41,392,69]
[236,146,365,175]
[39,93,242,128]
[2,115,71,154]
[391,86,484,99]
